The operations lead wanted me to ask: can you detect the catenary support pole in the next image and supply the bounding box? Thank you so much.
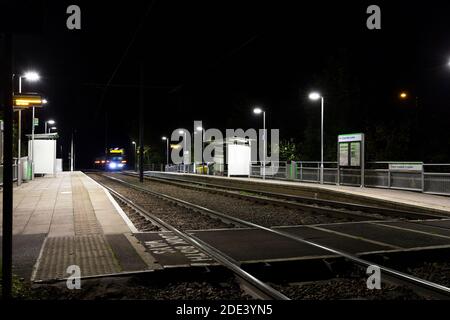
[2,32,14,300]
[139,64,144,183]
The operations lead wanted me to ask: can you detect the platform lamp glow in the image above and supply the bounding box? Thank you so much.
[45,119,55,133]
[162,136,169,167]
[308,92,324,184]
[253,107,266,179]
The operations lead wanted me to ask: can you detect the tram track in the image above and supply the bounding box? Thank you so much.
[88,172,450,299]
[138,171,447,221]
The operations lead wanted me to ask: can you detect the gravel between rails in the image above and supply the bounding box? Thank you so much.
[270,278,424,300]
[19,276,252,300]
[112,173,360,227]
[408,261,450,288]
[89,173,232,230]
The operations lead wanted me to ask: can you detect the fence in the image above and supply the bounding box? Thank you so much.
[0,160,19,186]
[152,160,450,196]
[248,161,450,196]
[164,163,226,175]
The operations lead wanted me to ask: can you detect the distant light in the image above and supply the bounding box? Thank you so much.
[171,144,181,149]
[50,126,57,130]
[47,120,55,125]
[400,92,408,99]
[23,71,40,81]
[162,136,167,140]
[179,130,185,134]
[42,99,48,104]
[253,107,263,114]
[109,162,117,169]
[196,126,203,131]
[308,92,321,101]
[132,141,136,144]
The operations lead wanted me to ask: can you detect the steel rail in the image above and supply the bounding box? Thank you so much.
[100,173,450,299]
[139,171,447,220]
[95,175,290,300]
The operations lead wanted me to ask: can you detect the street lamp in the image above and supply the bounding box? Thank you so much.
[399,92,408,99]
[253,107,266,179]
[195,125,206,172]
[22,71,40,82]
[132,141,137,171]
[308,92,324,184]
[15,71,41,185]
[49,126,57,132]
[45,119,55,133]
[179,130,187,172]
[162,136,169,168]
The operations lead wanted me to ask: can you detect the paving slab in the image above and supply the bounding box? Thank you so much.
[0,171,151,281]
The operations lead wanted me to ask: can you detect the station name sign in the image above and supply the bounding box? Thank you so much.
[338,133,363,143]
[388,163,423,171]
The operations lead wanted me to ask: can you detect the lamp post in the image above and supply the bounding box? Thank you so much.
[195,125,206,173]
[308,92,324,184]
[253,107,266,179]
[132,141,137,171]
[162,137,169,169]
[179,130,187,173]
[15,71,40,185]
[45,119,55,133]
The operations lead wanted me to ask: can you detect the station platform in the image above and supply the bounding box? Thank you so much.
[146,172,450,216]
[0,172,157,281]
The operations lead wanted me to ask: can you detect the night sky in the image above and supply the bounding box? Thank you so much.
[2,1,450,168]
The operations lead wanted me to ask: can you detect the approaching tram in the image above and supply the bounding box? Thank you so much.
[94,148,127,171]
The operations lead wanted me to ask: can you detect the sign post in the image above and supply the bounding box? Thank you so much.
[337,133,365,187]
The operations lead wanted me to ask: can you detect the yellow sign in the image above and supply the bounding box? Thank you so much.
[13,94,44,108]
[109,148,124,154]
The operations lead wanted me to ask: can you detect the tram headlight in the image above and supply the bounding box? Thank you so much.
[109,162,117,169]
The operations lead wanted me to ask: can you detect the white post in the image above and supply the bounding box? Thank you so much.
[31,106,35,180]
[320,97,324,185]
[166,139,169,166]
[182,132,186,173]
[17,76,22,186]
[263,111,266,180]
[70,133,74,172]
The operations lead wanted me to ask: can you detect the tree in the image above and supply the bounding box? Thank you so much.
[279,139,300,161]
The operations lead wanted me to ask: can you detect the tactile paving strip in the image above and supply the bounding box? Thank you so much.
[33,234,121,281]
[71,174,103,235]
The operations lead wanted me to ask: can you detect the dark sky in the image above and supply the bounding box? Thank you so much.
[2,0,450,167]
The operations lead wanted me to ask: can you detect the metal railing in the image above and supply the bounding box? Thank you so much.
[249,161,450,196]
[0,160,19,186]
[164,163,228,176]
[157,160,450,197]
